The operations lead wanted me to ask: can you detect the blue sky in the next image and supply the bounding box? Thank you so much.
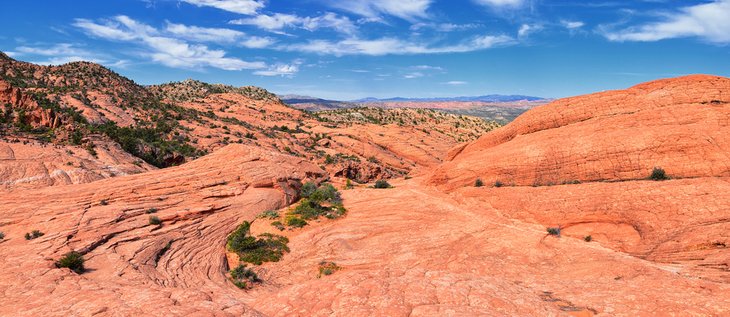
[1,0,729,100]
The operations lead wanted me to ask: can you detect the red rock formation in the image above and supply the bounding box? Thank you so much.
[430,75,730,190]
[0,144,325,315]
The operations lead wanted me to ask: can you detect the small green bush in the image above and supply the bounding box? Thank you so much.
[475,178,484,187]
[145,208,158,214]
[286,216,308,228]
[271,221,285,231]
[55,251,85,274]
[374,179,391,189]
[25,230,44,240]
[258,210,280,219]
[584,235,592,242]
[494,181,504,188]
[0,231,5,240]
[650,167,669,181]
[318,261,341,277]
[149,216,162,225]
[100,199,109,206]
[227,222,290,265]
[547,227,561,237]
[230,264,260,289]
[300,182,317,198]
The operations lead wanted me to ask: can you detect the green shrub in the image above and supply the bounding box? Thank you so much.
[584,235,592,242]
[286,216,308,228]
[100,199,109,206]
[374,179,391,189]
[310,183,339,203]
[258,210,280,219]
[318,261,341,277]
[145,208,158,214]
[25,230,44,240]
[300,182,317,198]
[494,181,504,188]
[271,221,285,231]
[650,167,669,181]
[55,251,85,274]
[229,264,260,289]
[475,178,484,187]
[0,231,5,240]
[547,227,561,237]
[227,222,290,265]
[149,216,162,225]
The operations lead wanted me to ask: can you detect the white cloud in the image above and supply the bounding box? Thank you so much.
[561,20,585,29]
[165,22,244,43]
[443,81,467,85]
[473,0,525,8]
[230,12,357,35]
[518,24,542,37]
[74,16,266,70]
[254,61,302,77]
[285,35,514,56]
[164,22,275,48]
[180,0,264,15]
[11,43,109,66]
[403,72,424,79]
[326,0,432,21]
[410,23,480,32]
[15,43,90,56]
[412,65,443,71]
[601,0,730,44]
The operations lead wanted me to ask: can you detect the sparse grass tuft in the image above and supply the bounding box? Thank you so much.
[373,179,391,189]
[271,221,285,231]
[25,230,44,240]
[547,227,561,237]
[650,167,669,181]
[55,251,85,274]
[318,261,342,277]
[149,216,162,225]
[285,215,308,228]
[229,264,261,289]
[258,210,280,220]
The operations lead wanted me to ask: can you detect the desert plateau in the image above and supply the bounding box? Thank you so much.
[1,0,730,316]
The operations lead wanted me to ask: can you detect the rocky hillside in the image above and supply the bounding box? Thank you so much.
[0,54,501,188]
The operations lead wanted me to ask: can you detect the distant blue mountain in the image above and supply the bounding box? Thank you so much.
[351,95,545,103]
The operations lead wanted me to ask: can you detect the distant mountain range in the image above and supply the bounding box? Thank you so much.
[351,95,545,103]
[280,94,545,106]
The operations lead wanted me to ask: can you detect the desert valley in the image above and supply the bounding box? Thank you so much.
[1,52,729,316]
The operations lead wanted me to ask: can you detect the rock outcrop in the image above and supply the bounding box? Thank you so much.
[429,75,730,190]
[0,144,325,316]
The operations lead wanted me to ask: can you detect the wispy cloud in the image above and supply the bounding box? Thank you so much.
[325,0,433,21]
[600,0,730,44]
[254,61,302,77]
[230,12,357,35]
[73,16,266,70]
[410,23,481,32]
[561,20,585,30]
[518,23,542,37]
[284,35,515,56]
[473,0,526,9]
[180,0,264,15]
[443,80,467,85]
[9,43,124,66]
